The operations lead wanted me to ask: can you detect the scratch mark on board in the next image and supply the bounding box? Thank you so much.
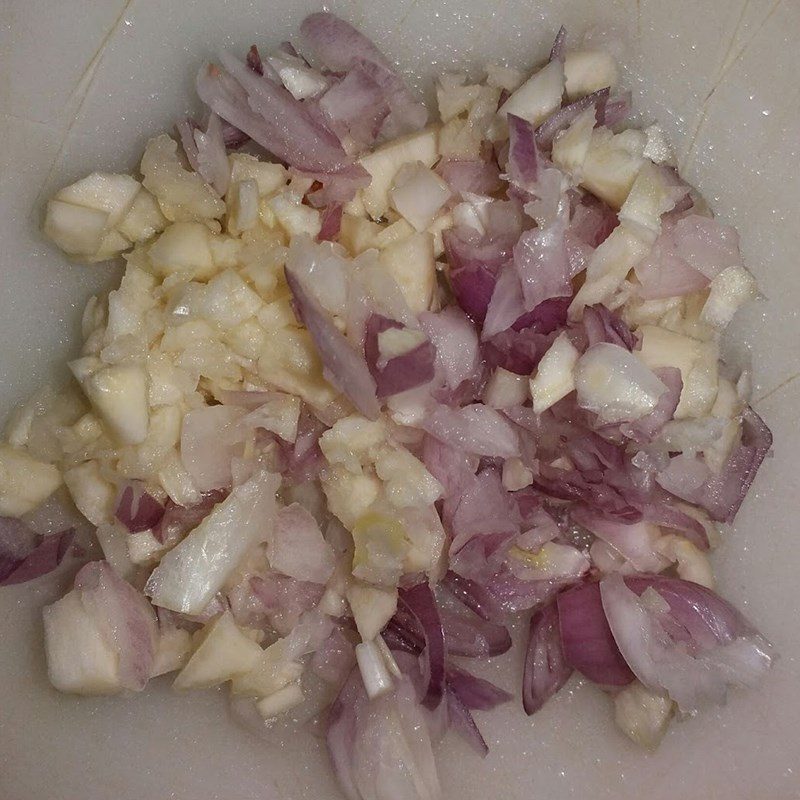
[680,0,784,173]
[753,372,800,407]
[33,0,134,211]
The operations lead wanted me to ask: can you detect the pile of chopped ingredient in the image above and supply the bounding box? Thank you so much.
[0,13,774,800]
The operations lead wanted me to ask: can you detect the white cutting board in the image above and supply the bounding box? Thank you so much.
[1,1,799,798]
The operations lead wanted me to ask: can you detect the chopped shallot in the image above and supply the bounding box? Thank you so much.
[0,14,774,800]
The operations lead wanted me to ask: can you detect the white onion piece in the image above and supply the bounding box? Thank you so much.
[346,583,398,642]
[180,405,247,492]
[618,162,684,242]
[286,235,350,316]
[529,332,580,413]
[499,59,565,126]
[285,610,336,661]
[423,404,520,458]
[419,307,480,392]
[359,128,439,220]
[193,113,230,196]
[266,51,329,100]
[43,591,122,695]
[564,49,619,100]
[374,448,443,509]
[483,368,529,409]
[575,343,666,423]
[657,535,714,588]
[145,470,279,614]
[569,223,651,315]
[151,627,193,677]
[701,265,758,328]
[390,162,452,232]
[173,611,264,690]
[230,637,303,697]
[256,683,305,718]
[376,635,402,678]
[551,107,596,177]
[268,503,335,583]
[511,542,590,581]
[502,457,534,491]
[95,522,136,580]
[228,178,259,234]
[55,172,141,227]
[0,444,62,517]
[241,392,301,444]
[81,364,150,445]
[355,639,394,699]
[579,128,646,211]
[378,231,437,315]
[43,200,110,258]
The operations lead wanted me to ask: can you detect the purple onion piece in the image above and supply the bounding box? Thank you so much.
[582,304,636,351]
[115,485,165,533]
[536,87,610,148]
[247,44,264,75]
[522,600,574,714]
[442,570,504,623]
[447,690,489,757]
[549,25,568,62]
[556,581,635,686]
[0,525,75,587]
[317,202,343,242]
[447,666,513,711]
[507,113,541,188]
[439,607,512,658]
[399,582,447,710]
[285,267,380,418]
[363,314,437,398]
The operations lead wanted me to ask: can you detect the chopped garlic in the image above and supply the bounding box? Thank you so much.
[359,128,439,220]
[484,368,530,409]
[564,49,619,100]
[0,445,62,517]
[379,232,437,314]
[374,447,443,508]
[498,59,565,126]
[614,681,674,750]
[173,612,264,690]
[502,457,533,491]
[63,461,115,526]
[347,582,398,642]
[530,332,579,413]
[255,683,305,718]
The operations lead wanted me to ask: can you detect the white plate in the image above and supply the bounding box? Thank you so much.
[1,1,799,798]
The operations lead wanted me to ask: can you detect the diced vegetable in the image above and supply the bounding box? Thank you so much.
[8,15,776,795]
[173,612,264,690]
[145,470,279,613]
[498,60,565,126]
[575,343,667,423]
[529,332,579,413]
[564,50,619,100]
[0,445,62,517]
[390,163,451,231]
[43,591,123,694]
[359,128,438,219]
